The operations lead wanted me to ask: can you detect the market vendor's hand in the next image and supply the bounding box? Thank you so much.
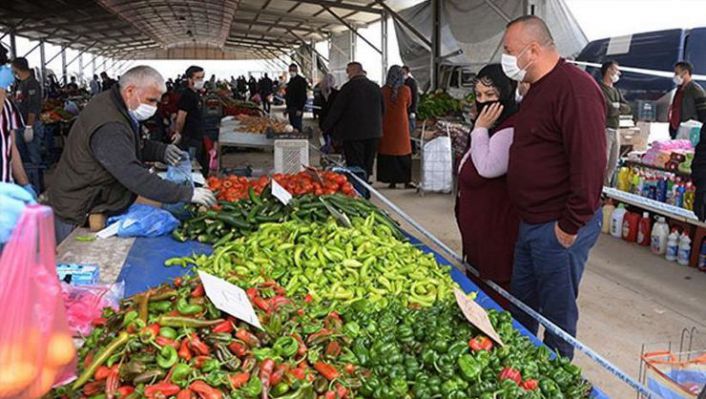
[191,188,217,207]
[474,103,504,129]
[171,132,182,145]
[554,223,577,248]
[164,144,183,166]
[0,183,36,243]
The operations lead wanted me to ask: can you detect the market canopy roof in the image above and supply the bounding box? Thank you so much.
[0,0,406,60]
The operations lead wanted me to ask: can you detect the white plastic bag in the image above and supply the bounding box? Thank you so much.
[676,120,703,147]
[421,135,453,193]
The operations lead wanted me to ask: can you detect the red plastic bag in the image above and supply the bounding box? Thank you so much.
[0,205,77,398]
[62,282,124,337]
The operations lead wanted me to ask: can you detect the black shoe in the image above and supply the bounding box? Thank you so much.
[404,183,417,189]
[388,183,397,189]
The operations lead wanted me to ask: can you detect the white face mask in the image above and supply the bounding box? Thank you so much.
[501,45,532,82]
[194,79,205,90]
[611,72,620,83]
[673,74,684,86]
[130,102,157,121]
[290,71,298,77]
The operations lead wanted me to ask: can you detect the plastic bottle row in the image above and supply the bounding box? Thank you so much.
[602,200,697,267]
[614,166,695,210]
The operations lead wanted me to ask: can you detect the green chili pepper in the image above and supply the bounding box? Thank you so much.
[252,347,274,361]
[271,382,290,396]
[159,327,178,339]
[149,301,172,313]
[273,336,299,358]
[171,363,192,383]
[156,345,178,369]
[176,297,203,315]
[201,358,219,373]
[122,310,138,327]
[243,373,263,397]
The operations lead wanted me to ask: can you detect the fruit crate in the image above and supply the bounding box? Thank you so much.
[274,139,309,174]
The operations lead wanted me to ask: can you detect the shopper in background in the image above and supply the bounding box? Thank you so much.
[402,66,419,149]
[49,66,216,243]
[689,95,706,220]
[173,65,208,174]
[669,61,706,139]
[90,74,101,96]
[0,48,32,192]
[322,62,384,179]
[503,16,606,359]
[248,75,257,100]
[11,57,45,189]
[65,76,79,93]
[258,73,274,114]
[456,64,519,308]
[285,64,308,132]
[100,71,116,91]
[377,65,413,189]
[318,73,339,149]
[237,76,247,100]
[599,60,631,186]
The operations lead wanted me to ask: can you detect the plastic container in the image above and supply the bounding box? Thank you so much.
[610,204,627,238]
[677,233,692,266]
[651,217,669,255]
[637,212,652,246]
[665,229,679,261]
[622,212,640,242]
[698,241,706,271]
[602,200,615,234]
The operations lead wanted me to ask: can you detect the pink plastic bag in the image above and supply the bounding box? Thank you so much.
[62,282,124,337]
[0,205,76,398]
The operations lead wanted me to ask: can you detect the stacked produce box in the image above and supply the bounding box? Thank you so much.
[51,170,594,399]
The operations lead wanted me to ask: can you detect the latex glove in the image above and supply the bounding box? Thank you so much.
[612,102,620,109]
[191,187,217,207]
[164,144,183,166]
[23,184,38,200]
[0,183,36,243]
[23,125,34,143]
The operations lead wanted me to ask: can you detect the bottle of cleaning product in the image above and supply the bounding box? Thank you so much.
[637,212,651,246]
[677,233,692,266]
[665,229,679,261]
[601,200,615,234]
[622,212,640,242]
[684,183,695,211]
[676,184,686,208]
[656,176,667,203]
[610,204,627,238]
[651,217,669,255]
[631,169,640,194]
[698,241,706,271]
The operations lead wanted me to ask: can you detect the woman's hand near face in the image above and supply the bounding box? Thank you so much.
[474,102,504,129]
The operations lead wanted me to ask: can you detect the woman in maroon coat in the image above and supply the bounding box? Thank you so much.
[456,64,520,308]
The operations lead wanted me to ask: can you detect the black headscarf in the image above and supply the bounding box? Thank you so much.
[385,65,405,103]
[474,64,518,129]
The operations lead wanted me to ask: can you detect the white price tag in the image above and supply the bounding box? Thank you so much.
[197,271,263,329]
[454,288,504,346]
[271,179,292,205]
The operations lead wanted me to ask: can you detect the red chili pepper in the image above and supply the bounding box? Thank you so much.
[212,320,234,333]
[179,339,193,361]
[521,379,539,390]
[173,277,183,287]
[325,341,341,358]
[499,367,522,385]
[246,287,258,301]
[116,386,135,397]
[292,333,307,356]
[228,372,250,389]
[191,284,205,298]
[259,358,275,389]
[306,329,332,345]
[253,296,271,312]
[335,383,348,399]
[105,366,120,399]
[92,317,107,327]
[94,366,112,381]
[142,323,160,338]
[189,334,210,356]
[290,368,306,380]
[304,294,313,303]
[344,364,356,375]
[269,296,290,311]
[192,355,211,369]
[177,389,194,399]
[83,381,105,396]
[314,361,340,381]
[227,341,248,357]
[324,391,336,399]
[189,380,223,399]
[83,351,95,369]
[155,336,179,349]
[468,336,494,352]
[235,329,260,347]
[144,382,181,399]
[270,364,288,386]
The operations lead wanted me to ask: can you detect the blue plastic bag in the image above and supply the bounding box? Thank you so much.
[162,151,193,220]
[108,204,180,237]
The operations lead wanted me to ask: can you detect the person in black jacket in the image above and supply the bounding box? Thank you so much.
[285,64,308,132]
[402,66,419,134]
[318,73,339,152]
[322,62,384,178]
[258,73,274,113]
[690,96,706,220]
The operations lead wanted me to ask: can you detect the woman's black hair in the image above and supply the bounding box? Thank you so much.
[474,64,518,127]
[0,44,9,65]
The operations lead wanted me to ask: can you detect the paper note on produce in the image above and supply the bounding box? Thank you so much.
[198,270,263,329]
[454,288,504,346]
[272,179,292,205]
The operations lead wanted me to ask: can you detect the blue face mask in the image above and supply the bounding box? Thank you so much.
[0,65,14,90]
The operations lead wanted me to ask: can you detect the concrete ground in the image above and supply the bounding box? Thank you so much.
[222,111,706,397]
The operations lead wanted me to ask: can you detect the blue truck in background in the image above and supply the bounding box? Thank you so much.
[575,27,706,122]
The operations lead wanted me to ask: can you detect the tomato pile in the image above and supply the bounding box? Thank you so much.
[206,171,355,203]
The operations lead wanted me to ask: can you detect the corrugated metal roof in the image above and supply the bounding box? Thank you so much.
[0,0,398,60]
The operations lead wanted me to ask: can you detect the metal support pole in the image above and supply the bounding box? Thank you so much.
[311,41,317,84]
[376,0,431,49]
[9,31,16,58]
[61,46,67,85]
[381,11,388,80]
[78,54,84,84]
[324,6,382,55]
[430,0,441,90]
[350,31,356,62]
[22,41,42,58]
[39,41,46,91]
[91,54,96,76]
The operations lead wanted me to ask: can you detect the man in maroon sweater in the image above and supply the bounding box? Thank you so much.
[503,16,606,359]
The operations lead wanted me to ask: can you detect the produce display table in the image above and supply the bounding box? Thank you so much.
[56,228,135,284]
[217,119,275,171]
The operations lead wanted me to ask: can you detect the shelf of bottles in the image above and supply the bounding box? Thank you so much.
[614,162,695,212]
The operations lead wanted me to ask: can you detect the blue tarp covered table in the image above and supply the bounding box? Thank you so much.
[117,234,609,398]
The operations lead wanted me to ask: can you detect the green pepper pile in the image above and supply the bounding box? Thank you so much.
[53,276,366,399]
[417,90,464,120]
[171,215,456,309]
[172,193,403,245]
[345,301,592,399]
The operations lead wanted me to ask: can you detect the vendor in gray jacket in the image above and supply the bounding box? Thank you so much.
[49,66,216,243]
[322,62,384,178]
[669,61,706,139]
